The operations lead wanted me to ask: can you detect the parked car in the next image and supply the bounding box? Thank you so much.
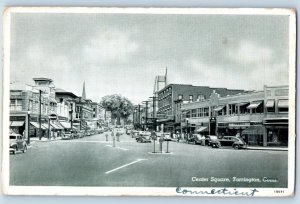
[78,130,85,138]
[72,130,80,139]
[131,130,139,138]
[193,134,206,145]
[9,133,27,154]
[211,136,247,149]
[62,131,74,140]
[86,131,91,136]
[136,131,151,143]
[163,132,172,141]
[205,135,219,146]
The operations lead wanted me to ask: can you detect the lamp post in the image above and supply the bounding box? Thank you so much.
[27,110,31,144]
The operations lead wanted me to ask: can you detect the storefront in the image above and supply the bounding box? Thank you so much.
[264,118,288,147]
[241,125,264,146]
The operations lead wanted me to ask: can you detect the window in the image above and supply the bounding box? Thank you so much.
[186,111,191,118]
[178,94,183,100]
[60,98,63,103]
[10,99,22,111]
[197,95,205,101]
[10,99,15,110]
[191,109,197,117]
[29,100,33,111]
[266,100,275,113]
[229,104,236,115]
[278,99,288,113]
[189,95,193,103]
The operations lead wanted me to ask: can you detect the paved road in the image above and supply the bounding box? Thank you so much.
[10,132,288,187]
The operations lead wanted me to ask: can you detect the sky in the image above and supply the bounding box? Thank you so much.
[10,12,290,104]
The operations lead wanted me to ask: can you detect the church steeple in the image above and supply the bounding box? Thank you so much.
[82,81,86,100]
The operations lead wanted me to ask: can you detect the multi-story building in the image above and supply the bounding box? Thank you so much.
[181,85,289,147]
[156,84,246,132]
[10,78,61,140]
[74,82,93,130]
[55,88,78,130]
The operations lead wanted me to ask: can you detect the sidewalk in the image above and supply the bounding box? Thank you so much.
[30,137,62,142]
[246,146,288,151]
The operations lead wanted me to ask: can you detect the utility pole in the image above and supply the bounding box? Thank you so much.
[149,96,157,131]
[138,104,141,129]
[145,101,148,130]
[39,89,42,140]
[70,103,73,129]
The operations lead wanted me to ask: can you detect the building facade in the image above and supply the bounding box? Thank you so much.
[181,85,289,147]
[156,84,246,132]
[10,78,61,140]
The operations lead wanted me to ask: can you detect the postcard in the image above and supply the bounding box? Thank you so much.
[1,7,296,197]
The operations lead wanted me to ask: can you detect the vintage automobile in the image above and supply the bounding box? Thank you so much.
[211,136,247,149]
[131,130,139,138]
[205,135,219,146]
[193,134,206,145]
[136,131,151,143]
[62,131,73,140]
[10,133,28,154]
[78,130,85,138]
[163,132,172,141]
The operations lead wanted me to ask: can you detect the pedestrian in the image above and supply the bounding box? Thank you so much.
[177,131,180,142]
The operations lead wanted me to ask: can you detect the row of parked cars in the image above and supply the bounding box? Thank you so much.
[129,130,247,149]
[187,134,247,149]
[131,130,172,143]
[61,128,105,140]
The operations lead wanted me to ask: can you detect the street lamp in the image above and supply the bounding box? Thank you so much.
[27,110,31,144]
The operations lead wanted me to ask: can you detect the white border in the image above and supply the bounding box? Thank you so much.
[1,7,296,197]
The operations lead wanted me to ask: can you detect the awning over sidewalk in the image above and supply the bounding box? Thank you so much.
[10,121,25,127]
[214,105,224,112]
[247,101,262,109]
[195,126,208,133]
[266,100,275,108]
[59,121,71,129]
[242,126,264,135]
[278,99,288,108]
[30,122,47,130]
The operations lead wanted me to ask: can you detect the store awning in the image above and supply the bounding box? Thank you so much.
[10,121,25,127]
[247,101,262,109]
[42,123,49,129]
[195,126,208,133]
[59,121,71,129]
[30,122,47,130]
[266,100,275,108]
[238,102,249,106]
[242,126,264,135]
[278,99,288,108]
[50,123,63,129]
[214,105,224,112]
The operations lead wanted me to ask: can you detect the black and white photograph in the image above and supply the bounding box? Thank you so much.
[1,7,296,197]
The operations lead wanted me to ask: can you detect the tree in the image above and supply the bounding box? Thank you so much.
[100,94,133,125]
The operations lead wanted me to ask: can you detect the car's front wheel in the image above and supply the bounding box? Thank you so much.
[233,144,239,150]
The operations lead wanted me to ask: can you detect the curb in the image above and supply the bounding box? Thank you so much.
[246,147,288,151]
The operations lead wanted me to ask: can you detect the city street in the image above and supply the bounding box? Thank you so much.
[10,133,288,188]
